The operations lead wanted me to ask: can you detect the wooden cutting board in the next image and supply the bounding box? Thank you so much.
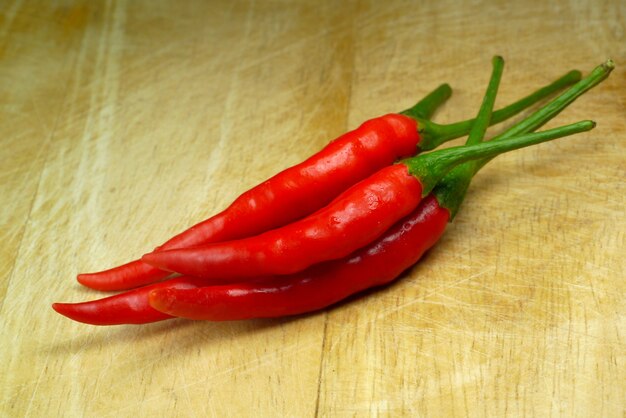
[1,0,624,416]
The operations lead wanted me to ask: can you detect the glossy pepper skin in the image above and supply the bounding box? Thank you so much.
[149,196,449,320]
[143,164,424,279]
[78,114,421,291]
[163,114,423,249]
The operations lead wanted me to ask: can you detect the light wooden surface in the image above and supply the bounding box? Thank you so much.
[1,0,624,416]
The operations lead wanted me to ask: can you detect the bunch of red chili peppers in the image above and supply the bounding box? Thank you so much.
[53,58,614,325]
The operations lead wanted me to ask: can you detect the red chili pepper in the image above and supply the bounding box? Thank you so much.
[53,62,611,326]
[52,277,205,325]
[77,77,575,292]
[141,121,593,281]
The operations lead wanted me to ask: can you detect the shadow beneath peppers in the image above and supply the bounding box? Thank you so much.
[308,245,443,312]
[45,307,308,356]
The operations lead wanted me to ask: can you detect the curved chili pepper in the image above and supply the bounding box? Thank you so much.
[142,123,594,280]
[78,74,579,292]
[52,277,206,325]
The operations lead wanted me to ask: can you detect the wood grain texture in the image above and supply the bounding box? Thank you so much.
[1,0,624,416]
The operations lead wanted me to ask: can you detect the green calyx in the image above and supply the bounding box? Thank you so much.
[400,69,583,151]
[433,59,614,219]
[429,172,473,218]
[403,121,596,196]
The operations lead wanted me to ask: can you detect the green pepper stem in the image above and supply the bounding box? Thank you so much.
[472,59,614,174]
[405,120,596,195]
[431,56,505,214]
[434,59,614,219]
[466,56,505,147]
[417,69,582,150]
[401,83,452,120]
